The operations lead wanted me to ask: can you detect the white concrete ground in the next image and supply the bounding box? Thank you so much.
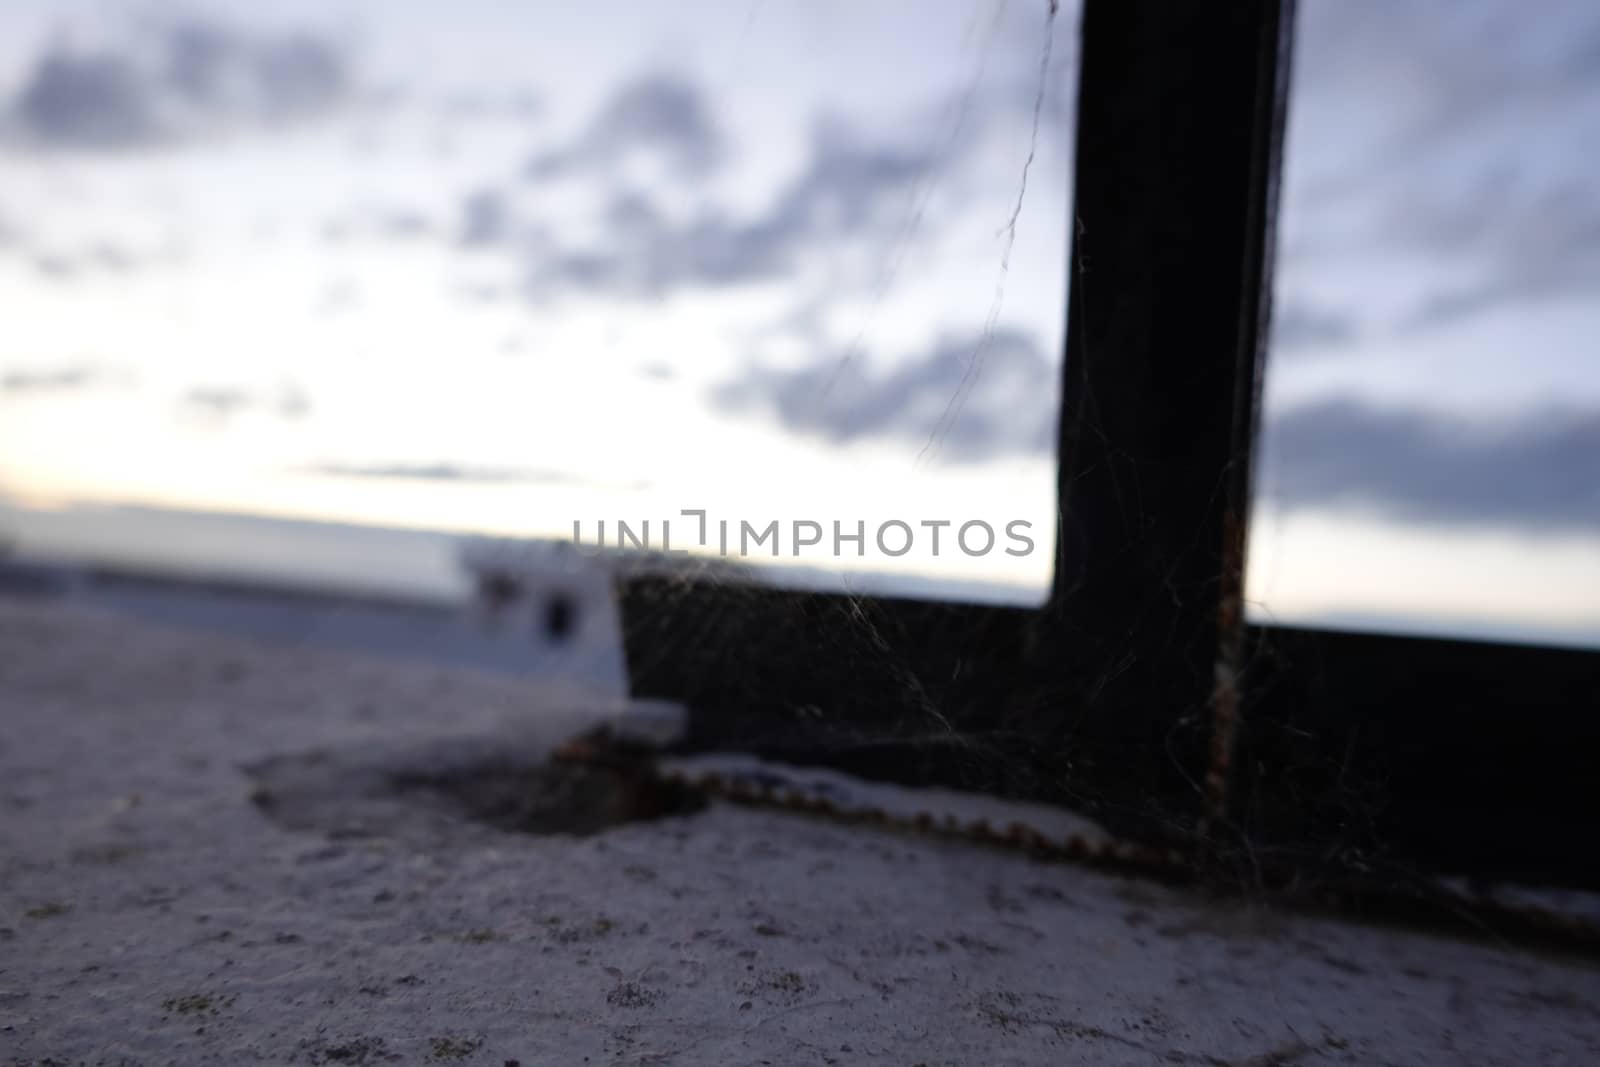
[1,597,1596,1066]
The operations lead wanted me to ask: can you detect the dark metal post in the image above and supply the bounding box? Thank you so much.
[1049,0,1293,833]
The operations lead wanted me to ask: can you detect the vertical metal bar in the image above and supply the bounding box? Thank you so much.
[1208,3,1297,829]
[1050,0,1293,832]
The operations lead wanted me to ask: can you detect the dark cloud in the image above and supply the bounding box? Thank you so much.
[9,16,351,150]
[527,73,723,180]
[1402,285,1522,332]
[770,121,932,237]
[524,117,934,299]
[307,462,650,492]
[531,198,788,296]
[14,51,160,149]
[243,33,346,118]
[458,189,510,246]
[712,326,1057,462]
[1271,301,1358,355]
[1292,1,1599,164]
[309,462,577,485]
[458,70,982,302]
[1396,176,1600,329]
[1281,1,1600,331]
[165,18,345,118]
[1259,398,1600,533]
[453,189,557,254]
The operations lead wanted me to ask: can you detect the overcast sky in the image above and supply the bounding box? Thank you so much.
[1252,0,1600,644]
[0,0,1074,595]
[0,0,1595,645]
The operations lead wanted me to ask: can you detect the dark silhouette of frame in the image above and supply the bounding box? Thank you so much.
[619,0,1600,893]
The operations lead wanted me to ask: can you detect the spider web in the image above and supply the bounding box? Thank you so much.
[458,0,1597,945]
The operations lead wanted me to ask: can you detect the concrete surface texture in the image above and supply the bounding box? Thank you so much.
[1,598,1596,1065]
